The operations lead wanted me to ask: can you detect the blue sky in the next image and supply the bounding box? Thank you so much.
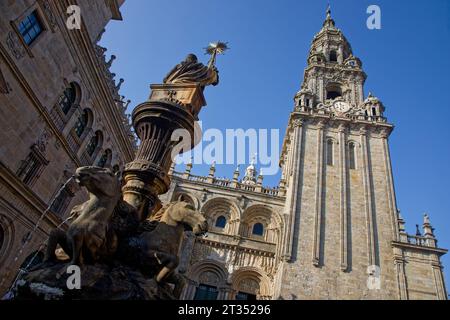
[101,0,450,289]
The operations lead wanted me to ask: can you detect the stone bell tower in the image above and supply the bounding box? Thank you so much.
[294,6,366,110]
[276,7,447,299]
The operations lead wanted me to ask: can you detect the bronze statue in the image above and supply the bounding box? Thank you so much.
[163,53,219,87]
[163,42,228,88]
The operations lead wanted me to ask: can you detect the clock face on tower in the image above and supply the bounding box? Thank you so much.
[333,101,351,114]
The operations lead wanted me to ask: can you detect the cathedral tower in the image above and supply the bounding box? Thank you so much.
[276,7,447,299]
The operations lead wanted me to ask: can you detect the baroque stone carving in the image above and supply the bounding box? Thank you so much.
[6,31,25,60]
[41,0,57,29]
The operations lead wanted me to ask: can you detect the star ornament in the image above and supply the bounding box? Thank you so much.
[204,41,229,56]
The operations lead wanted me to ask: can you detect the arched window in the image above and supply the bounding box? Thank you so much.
[349,142,356,169]
[326,139,334,166]
[86,131,101,156]
[97,149,112,168]
[326,90,341,100]
[194,284,218,300]
[86,134,99,156]
[252,223,264,236]
[372,106,377,116]
[326,84,342,100]
[236,291,257,300]
[329,50,338,62]
[74,110,88,137]
[58,84,76,114]
[215,216,227,229]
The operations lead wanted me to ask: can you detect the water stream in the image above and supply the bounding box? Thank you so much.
[1,176,76,299]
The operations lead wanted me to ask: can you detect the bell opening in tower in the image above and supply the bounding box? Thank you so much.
[329,50,338,62]
[326,84,342,100]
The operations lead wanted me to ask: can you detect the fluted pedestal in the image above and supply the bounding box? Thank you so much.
[122,84,206,221]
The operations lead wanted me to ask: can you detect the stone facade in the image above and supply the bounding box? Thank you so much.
[165,9,447,300]
[160,163,285,300]
[0,0,133,294]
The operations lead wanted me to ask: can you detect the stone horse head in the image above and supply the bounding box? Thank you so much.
[157,201,208,236]
[75,166,121,200]
[134,201,208,289]
[45,166,122,265]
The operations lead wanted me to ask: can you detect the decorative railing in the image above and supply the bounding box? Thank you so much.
[66,130,81,154]
[186,174,209,183]
[406,235,432,247]
[214,178,231,187]
[171,171,184,178]
[238,184,256,192]
[261,187,279,196]
[171,171,283,197]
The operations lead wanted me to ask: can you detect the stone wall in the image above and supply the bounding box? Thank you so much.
[161,172,285,300]
[0,0,132,295]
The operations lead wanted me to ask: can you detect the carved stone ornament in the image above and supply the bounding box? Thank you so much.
[315,97,366,117]
[37,128,53,153]
[41,0,57,29]
[291,118,304,128]
[6,31,25,60]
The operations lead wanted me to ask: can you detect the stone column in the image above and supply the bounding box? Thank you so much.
[359,126,377,266]
[338,123,348,271]
[282,118,303,261]
[431,261,447,300]
[122,84,205,221]
[312,120,325,266]
[393,247,409,300]
[380,128,399,241]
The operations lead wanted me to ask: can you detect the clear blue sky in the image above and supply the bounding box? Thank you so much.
[101,0,450,289]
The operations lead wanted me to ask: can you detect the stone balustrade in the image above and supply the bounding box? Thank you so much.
[405,234,435,248]
[171,171,285,197]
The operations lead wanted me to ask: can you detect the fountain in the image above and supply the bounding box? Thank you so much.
[8,42,228,300]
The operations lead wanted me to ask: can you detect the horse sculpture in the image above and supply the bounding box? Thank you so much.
[122,201,208,297]
[41,167,208,299]
[45,166,121,265]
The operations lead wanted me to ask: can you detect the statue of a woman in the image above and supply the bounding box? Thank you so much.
[163,54,219,87]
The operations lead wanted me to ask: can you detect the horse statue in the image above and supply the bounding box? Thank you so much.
[44,166,122,265]
[120,201,208,297]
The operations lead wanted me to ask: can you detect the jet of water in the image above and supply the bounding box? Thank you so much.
[1,176,77,298]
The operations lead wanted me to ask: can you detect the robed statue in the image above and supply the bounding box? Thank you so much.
[163,53,219,87]
[163,42,228,88]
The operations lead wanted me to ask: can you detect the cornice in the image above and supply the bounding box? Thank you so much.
[392,241,448,256]
[53,0,134,162]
